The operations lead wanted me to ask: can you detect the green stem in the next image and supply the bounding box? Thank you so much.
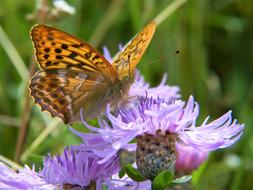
[20,119,61,162]
[153,0,188,26]
[0,114,20,127]
[89,0,125,47]
[0,155,23,171]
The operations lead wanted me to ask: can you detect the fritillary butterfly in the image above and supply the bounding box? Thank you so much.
[29,21,156,124]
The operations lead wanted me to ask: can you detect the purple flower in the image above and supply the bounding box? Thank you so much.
[0,135,121,190]
[175,143,209,174]
[41,146,120,189]
[80,95,244,179]
[127,95,244,151]
[0,146,120,190]
[0,162,56,190]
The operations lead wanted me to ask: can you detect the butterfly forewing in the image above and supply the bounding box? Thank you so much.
[112,21,156,80]
[31,24,117,81]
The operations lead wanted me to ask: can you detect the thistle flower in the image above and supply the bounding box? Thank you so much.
[80,96,244,179]
[0,129,121,190]
[0,162,56,190]
[0,145,120,190]
[41,146,120,189]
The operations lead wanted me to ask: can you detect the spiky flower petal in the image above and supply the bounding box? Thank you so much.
[0,162,56,190]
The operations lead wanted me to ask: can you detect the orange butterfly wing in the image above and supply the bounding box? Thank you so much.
[30,69,110,124]
[29,25,116,124]
[112,21,156,80]
[31,24,117,80]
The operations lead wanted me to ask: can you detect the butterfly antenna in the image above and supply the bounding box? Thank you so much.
[142,49,180,67]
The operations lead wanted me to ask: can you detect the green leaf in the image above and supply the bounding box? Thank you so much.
[119,167,126,178]
[172,175,192,184]
[125,164,146,182]
[152,170,173,190]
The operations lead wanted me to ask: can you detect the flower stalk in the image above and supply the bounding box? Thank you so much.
[153,0,188,26]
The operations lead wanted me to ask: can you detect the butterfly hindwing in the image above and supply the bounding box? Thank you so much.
[112,21,156,80]
[29,69,111,124]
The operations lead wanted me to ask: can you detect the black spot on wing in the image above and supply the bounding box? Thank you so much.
[44,54,49,59]
[56,55,63,60]
[44,48,50,52]
[61,44,68,49]
[46,61,52,66]
[55,48,62,53]
[68,52,78,59]
[47,36,54,41]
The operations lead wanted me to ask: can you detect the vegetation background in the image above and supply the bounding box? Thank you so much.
[0,0,252,189]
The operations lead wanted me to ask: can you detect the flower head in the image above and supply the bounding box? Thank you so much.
[0,129,121,190]
[80,95,244,179]
[41,146,120,189]
[105,95,243,151]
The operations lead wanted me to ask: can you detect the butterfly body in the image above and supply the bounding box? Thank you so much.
[29,21,156,124]
[77,75,134,122]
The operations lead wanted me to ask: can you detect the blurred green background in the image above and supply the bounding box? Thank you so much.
[0,0,252,189]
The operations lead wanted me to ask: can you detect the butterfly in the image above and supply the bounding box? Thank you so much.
[29,21,156,124]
